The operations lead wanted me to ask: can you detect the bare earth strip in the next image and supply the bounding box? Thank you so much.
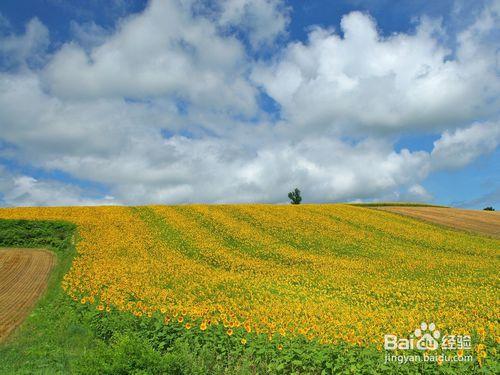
[0,248,55,342]
[376,206,500,239]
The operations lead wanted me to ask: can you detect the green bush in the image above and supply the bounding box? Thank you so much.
[0,219,75,251]
[288,188,302,205]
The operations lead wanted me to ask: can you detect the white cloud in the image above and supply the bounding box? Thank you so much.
[217,0,289,47]
[0,1,498,206]
[456,0,500,62]
[43,0,257,115]
[431,121,500,169]
[406,184,433,201]
[0,18,49,68]
[0,72,176,159]
[35,136,432,204]
[69,21,110,49]
[252,9,500,136]
[0,68,434,204]
[0,167,116,207]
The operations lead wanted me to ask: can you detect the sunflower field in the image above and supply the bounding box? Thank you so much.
[0,204,498,373]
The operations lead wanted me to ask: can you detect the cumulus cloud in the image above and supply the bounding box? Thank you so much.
[33,136,432,204]
[405,184,433,202]
[0,0,499,206]
[431,121,500,169]
[69,21,111,49]
[0,67,433,204]
[252,9,500,136]
[217,0,289,47]
[0,18,49,68]
[43,0,257,115]
[0,167,116,207]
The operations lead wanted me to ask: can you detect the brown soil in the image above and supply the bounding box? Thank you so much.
[377,206,500,239]
[0,248,55,342]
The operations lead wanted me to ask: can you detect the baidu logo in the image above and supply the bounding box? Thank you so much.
[384,322,474,365]
[385,322,441,351]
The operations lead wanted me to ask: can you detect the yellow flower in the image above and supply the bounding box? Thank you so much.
[1,204,496,349]
[185,323,192,330]
[240,338,247,345]
[227,329,233,336]
[277,344,283,351]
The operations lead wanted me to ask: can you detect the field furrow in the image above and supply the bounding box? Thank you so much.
[0,249,55,341]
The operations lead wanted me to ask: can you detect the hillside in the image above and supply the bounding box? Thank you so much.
[0,204,498,373]
[376,206,500,239]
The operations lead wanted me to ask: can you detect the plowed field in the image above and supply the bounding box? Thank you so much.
[0,249,55,341]
[376,206,500,238]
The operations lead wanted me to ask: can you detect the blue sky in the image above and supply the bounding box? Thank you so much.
[0,0,498,207]
[0,1,463,38]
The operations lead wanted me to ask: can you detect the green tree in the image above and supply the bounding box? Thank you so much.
[483,206,495,211]
[288,188,302,205]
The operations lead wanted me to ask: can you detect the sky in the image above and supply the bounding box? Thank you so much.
[0,0,498,208]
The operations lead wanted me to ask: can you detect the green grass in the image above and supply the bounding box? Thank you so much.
[0,217,497,374]
[0,219,92,374]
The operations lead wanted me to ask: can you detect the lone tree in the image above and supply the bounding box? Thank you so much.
[288,188,302,205]
[483,206,495,211]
